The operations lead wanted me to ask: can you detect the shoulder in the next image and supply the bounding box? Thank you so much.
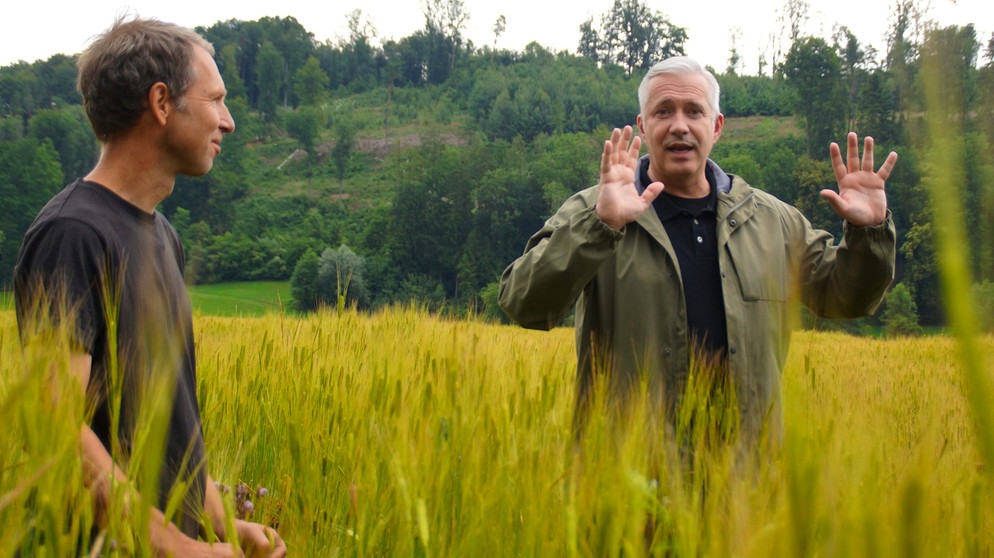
[21,206,108,259]
[29,181,120,231]
[16,213,109,283]
[23,183,113,251]
[16,182,125,281]
[727,175,803,217]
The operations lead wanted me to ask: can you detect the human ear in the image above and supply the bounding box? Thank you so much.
[148,82,170,126]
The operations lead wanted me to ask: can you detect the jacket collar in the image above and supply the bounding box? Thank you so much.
[632,156,761,249]
[634,157,734,247]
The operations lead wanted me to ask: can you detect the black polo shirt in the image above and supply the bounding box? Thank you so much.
[645,164,728,360]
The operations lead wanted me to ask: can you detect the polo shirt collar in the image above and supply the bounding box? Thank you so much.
[638,157,729,222]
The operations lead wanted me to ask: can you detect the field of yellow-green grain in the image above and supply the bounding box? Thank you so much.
[1,306,992,556]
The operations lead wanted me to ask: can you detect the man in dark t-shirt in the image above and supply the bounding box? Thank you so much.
[13,17,285,557]
[16,178,206,536]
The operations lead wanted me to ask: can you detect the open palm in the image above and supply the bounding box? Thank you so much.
[596,126,664,231]
[821,132,898,226]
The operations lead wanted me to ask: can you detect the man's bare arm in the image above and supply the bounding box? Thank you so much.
[70,353,239,557]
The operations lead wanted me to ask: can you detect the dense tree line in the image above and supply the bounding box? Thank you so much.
[2,1,993,333]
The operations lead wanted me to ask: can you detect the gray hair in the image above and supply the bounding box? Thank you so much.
[637,57,721,123]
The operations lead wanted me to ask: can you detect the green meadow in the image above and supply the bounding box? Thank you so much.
[187,281,292,317]
[0,283,289,316]
[2,304,993,556]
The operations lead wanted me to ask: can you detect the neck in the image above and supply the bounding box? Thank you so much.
[649,168,710,199]
[85,140,175,214]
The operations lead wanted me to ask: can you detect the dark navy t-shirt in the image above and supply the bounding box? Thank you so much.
[14,179,206,537]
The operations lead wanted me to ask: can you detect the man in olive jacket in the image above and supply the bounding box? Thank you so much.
[498,57,897,446]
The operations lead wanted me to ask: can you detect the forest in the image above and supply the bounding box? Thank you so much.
[1,0,993,332]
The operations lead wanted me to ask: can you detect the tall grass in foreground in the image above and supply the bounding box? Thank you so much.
[3,307,991,556]
[919,42,994,478]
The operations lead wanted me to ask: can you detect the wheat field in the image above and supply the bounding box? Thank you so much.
[1,306,992,556]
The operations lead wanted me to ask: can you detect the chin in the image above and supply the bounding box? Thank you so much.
[181,164,213,178]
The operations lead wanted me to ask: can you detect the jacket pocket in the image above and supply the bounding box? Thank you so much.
[726,224,788,302]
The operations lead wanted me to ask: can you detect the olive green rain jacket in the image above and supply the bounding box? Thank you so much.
[498,159,896,445]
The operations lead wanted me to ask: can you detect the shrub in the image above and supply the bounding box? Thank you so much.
[882,283,922,337]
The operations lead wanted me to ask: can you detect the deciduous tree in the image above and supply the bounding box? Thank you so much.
[783,37,844,158]
[255,40,285,122]
[591,0,687,74]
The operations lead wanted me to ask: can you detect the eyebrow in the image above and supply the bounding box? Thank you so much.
[651,98,706,111]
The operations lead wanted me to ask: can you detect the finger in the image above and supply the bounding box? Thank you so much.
[829,142,846,185]
[861,136,875,172]
[618,126,633,164]
[600,139,614,176]
[619,125,632,145]
[847,132,859,173]
[627,134,642,164]
[876,151,899,182]
[641,181,665,204]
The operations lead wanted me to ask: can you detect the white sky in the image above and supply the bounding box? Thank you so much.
[1,0,989,73]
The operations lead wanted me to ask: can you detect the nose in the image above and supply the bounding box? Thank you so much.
[670,110,690,134]
[220,102,236,134]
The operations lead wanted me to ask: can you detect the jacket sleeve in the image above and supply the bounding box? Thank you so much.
[794,209,897,319]
[498,191,623,330]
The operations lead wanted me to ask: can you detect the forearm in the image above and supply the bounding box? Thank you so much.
[80,425,196,554]
[804,212,897,317]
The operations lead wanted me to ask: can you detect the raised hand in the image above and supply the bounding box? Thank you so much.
[821,132,898,227]
[595,126,665,231]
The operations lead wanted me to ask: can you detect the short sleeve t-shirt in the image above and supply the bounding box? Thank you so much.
[14,179,206,537]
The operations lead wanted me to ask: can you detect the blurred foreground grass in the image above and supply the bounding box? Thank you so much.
[2,306,992,556]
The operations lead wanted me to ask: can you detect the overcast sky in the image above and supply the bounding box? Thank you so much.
[1,0,988,73]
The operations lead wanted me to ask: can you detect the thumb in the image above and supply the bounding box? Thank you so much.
[819,189,847,217]
[641,181,665,204]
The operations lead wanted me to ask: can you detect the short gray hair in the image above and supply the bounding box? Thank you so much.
[637,57,721,123]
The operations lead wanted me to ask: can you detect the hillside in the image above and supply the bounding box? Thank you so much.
[250,112,802,207]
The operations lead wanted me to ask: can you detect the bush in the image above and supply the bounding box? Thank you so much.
[882,283,922,337]
[478,280,508,324]
[290,248,320,312]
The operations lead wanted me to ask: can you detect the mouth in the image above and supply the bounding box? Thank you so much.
[666,141,696,154]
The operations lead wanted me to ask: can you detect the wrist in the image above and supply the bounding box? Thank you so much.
[594,204,625,232]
